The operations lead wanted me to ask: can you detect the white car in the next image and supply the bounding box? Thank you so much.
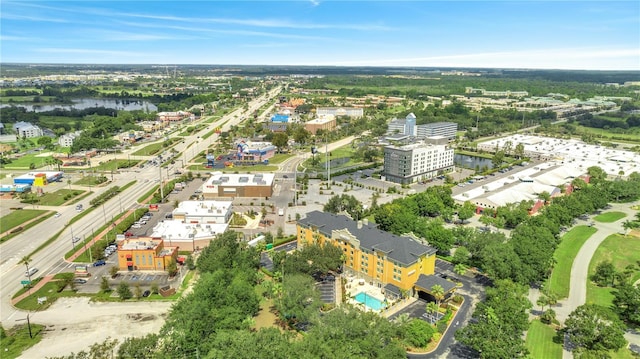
[131,224,142,229]
[54,212,62,218]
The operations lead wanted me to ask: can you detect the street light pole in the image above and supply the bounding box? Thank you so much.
[71,225,76,250]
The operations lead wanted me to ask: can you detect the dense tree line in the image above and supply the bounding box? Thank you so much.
[47,232,411,359]
[455,279,531,358]
[372,186,456,254]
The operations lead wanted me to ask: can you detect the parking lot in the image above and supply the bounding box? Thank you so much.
[316,274,337,304]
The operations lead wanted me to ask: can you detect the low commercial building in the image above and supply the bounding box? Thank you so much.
[116,237,178,271]
[316,107,364,118]
[172,200,233,224]
[383,141,454,184]
[297,211,439,297]
[202,172,275,199]
[477,134,640,178]
[157,111,194,122]
[305,115,336,135]
[13,171,63,186]
[236,141,277,162]
[150,221,228,252]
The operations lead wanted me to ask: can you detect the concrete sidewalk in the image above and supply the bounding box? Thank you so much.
[11,274,55,305]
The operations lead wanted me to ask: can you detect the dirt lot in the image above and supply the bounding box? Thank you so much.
[18,297,173,358]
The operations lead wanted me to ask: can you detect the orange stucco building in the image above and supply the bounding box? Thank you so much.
[116,237,178,271]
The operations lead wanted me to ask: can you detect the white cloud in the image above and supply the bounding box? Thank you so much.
[35,48,144,57]
[327,47,640,70]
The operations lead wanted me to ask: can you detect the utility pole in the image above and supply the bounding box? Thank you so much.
[159,165,164,202]
[16,314,33,339]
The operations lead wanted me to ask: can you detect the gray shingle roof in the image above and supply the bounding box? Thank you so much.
[414,274,457,293]
[298,211,436,266]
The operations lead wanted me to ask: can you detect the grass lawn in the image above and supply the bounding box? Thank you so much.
[0,323,45,359]
[14,281,78,311]
[609,348,638,359]
[29,189,84,206]
[131,138,179,156]
[575,125,640,142]
[547,226,597,298]
[0,209,48,233]
[525,320,563,359]
[267,153,292,165]
[3,153,49,169]
[587,234,640,307]
[593,211,626,223]
[74,175,109,187]
[91,159,138,172]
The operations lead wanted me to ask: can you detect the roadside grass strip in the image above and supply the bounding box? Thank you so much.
[547,226,597,298]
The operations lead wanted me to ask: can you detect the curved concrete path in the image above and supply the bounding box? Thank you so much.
[550,201,639,359]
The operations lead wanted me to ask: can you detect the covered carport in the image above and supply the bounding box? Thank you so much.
[414,274,457,303]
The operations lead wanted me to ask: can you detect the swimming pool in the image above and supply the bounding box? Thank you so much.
[354,292,384,311]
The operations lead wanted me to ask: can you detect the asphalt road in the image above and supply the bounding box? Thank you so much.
[0,87,283,327]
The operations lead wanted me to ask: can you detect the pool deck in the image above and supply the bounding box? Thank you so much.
[345,277,388,312]
[343,275,420,316]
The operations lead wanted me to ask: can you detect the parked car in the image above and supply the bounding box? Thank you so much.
[73,278,87,284]
[93,260,106,267]
[142,290,151,297]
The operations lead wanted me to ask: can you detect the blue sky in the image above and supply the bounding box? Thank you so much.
[1,1,639,70]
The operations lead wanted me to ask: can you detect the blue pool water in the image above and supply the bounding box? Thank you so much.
[354,292,384,311]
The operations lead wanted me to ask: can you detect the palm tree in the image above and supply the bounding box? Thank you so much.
[425,302,440,324]
[19,255,33,284]
[431,284,445,307]
[454,263,467,276]
[394,313,411,326]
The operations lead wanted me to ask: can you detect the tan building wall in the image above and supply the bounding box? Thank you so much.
[305,118,337,135]
[203,184,273,199]
[296,225,436,291]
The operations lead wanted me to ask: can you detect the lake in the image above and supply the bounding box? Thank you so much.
[1,98,158,112]
[455,153,494,170]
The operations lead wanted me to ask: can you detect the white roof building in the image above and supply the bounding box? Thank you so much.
[150,220,228,252]
[477,135,640,178]
[172,200,233,224]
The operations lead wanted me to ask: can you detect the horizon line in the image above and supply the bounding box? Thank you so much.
[2,62,639,72]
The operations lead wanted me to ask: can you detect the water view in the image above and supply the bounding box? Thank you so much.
[454,153,494,170]
[1,98,158,112]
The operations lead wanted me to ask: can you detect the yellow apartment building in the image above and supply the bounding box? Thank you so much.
[116,237,178,272]
[297,211,439,298]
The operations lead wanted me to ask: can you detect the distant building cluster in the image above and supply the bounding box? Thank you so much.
[386,113,458,140]
[465,87,529,97]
